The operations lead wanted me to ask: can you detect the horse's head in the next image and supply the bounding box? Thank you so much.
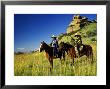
[59,42,65,51]
[39,41,45,52]
[59,42,64,46]
[59,42,73,54]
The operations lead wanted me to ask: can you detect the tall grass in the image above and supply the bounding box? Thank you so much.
[14,43,96,76]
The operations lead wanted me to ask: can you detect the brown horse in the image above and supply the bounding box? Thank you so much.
[39,41,65,71]
[60,42,93,63]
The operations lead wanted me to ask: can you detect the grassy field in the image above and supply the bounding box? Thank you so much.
[14,42,97,76]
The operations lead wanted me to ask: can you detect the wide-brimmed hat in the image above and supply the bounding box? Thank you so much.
[51,35,57,38]
[74,32,81,37]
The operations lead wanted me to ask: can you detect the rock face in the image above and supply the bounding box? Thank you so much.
[66,15,96,33]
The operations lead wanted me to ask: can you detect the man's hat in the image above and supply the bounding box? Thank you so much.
[74,32,81,37]
[51,35,57,38]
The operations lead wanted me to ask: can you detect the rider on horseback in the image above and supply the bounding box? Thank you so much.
[51,35,59,57]
[74,32,83,57]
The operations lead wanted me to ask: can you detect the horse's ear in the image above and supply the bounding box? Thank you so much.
[41,41,43,44]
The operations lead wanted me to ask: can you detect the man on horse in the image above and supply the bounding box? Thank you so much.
[74,32,83,57]
[51,35,59,57]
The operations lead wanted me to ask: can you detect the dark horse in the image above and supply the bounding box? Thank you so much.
[39,41,65,71]
[60,42,93,63]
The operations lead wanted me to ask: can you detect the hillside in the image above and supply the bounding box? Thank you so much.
[58,23,97,46]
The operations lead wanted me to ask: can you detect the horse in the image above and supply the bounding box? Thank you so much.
[60,42,93,63]
[39,41,65,71]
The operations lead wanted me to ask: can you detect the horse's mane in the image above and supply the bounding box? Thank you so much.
[43,41,49,46]
[42,41,53,57]
[42,41,53,51]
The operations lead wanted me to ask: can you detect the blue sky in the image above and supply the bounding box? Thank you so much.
[14,14,96,52]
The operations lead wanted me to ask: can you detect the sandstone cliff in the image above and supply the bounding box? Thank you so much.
[66,15,96,33]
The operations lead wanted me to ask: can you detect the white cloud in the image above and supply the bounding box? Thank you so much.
[17,48,25,50]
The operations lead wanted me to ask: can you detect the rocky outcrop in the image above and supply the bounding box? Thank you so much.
[66,15,96,33]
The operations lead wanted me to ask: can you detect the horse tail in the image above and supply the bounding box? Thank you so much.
[86,45,93,63]
[91,48,94,63]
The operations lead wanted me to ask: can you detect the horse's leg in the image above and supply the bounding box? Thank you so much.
[60,51,62,61]
[70,58,74,66]
[73,58,74,63]
[48,58,51,72]
[88,47,94,64]
[86,53,90,64]
[72,49,76,65]
[49,58,53,72]
[87,46,93,64]
[60,52,63,64]
[63,51,65,61]
[51,58,53,69]
[71,52,75,66]
[58,51,62,64]
[66,49,68,55]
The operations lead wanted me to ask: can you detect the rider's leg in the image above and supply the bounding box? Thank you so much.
[55,48,59,57]
[53,47,56,57]
[77,45,80,57]
[75,46,79,58]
